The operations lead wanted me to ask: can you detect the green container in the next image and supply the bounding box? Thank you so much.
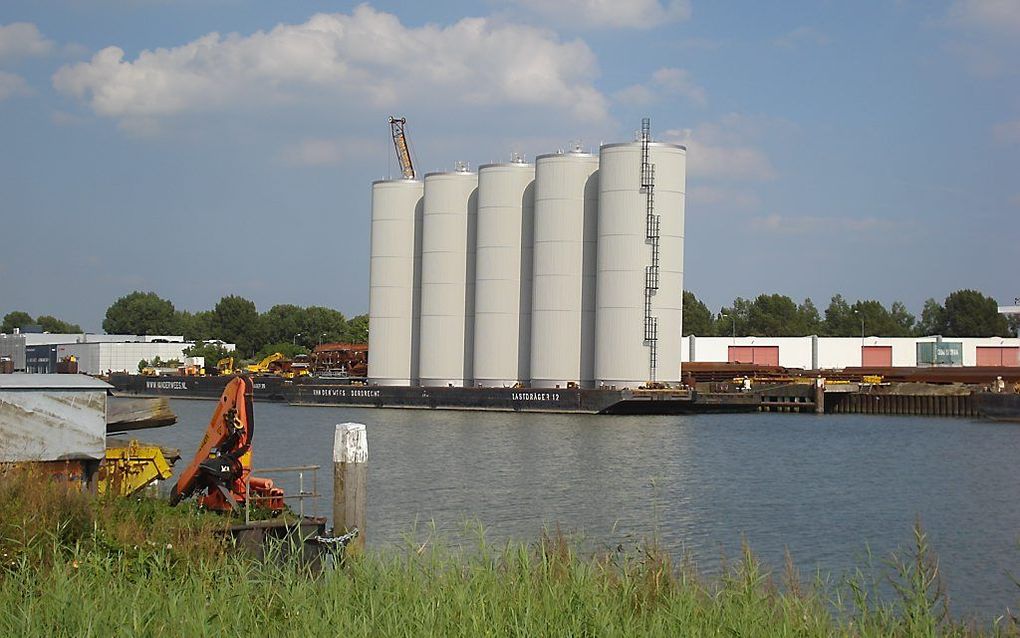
[917,341,963,366]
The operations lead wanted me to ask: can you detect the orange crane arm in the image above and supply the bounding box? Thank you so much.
[389,116,415,179]
[169,376,253,506]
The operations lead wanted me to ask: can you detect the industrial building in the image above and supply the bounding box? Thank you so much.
[681,335,1020,369]
[368,119,686,390]
[0,330,234,374]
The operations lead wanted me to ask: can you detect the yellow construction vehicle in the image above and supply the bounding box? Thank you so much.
[217,357,235,375]
[246,352,285,374]
[389,116,415,179]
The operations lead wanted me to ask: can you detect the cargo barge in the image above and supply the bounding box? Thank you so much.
[106,373,756,415]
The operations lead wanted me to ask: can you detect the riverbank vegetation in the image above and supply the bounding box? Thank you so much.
[0,471,1014,636]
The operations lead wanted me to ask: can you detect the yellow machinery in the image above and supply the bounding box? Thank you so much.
[246,352,284,374]
[389,116,415,179]
[217,356,235,375]
[97,440,178,497]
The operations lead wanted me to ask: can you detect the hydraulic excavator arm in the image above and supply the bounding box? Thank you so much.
[169,376,282,513]
[389,116,415,180]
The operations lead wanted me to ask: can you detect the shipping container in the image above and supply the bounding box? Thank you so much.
[917,341,963,366]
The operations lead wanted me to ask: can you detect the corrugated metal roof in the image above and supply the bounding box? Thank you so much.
[0,374,111,390]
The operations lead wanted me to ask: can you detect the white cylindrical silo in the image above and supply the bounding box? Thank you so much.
[530,151,599,388]
[418,169,478,387]
[473,161,535,387]
[595,141,686,388]
[368,179,423,386]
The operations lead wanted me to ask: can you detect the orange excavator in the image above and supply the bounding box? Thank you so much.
[169,376,283,514]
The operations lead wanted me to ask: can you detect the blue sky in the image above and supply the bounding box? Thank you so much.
[1,0,1017,331]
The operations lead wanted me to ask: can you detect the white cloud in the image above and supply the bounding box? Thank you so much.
[509,0,691,29]
[52,6,609,127]
[0,22,55,59]
[614,66,706,107]
[0,71,31,101]
[992,119,1020,144]
[772,26,831,48]
[662,114,780,181]
[613,84,655,106]
[946,0,1020,35]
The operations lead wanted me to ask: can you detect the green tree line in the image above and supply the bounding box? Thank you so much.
[0,311,81,334]
[682,289,1017,338]
[5,288,1015,358]
[99,292,369,357]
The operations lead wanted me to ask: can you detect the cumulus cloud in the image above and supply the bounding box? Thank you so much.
[614,66,706,107]
[662,114,779,181]
[945,0,1020,35]
[0,22,55,59]
[508,0,691,29]
[992,119,1020,144]
[52,6,609,127]
[0,71,31,101]
[772,26,831,48]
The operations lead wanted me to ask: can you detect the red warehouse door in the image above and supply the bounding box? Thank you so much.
[728,346,780,366]
[861,346,892,367]
[976,346,1020,367]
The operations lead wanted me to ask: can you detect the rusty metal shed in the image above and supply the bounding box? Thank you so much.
[0,374,110,462]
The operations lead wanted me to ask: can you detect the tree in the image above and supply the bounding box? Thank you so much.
[916,298,946,336]
[175,310,216,342]
[1007,315,1020,338]
[822,295,855,336]
[252,342,310,362]
[2,311,34,333]
[718,297,752,336]
[345,314,369,343]
[212,295,262,357]
[261,304,307,346]
[888,301,916,337]
[103,291,177,335]
[682,291,714,336]
[743,294,802,336]
[300,306,347,347]
[35,315,83,334]
[797,298,822,335]
[943,289,1009,337]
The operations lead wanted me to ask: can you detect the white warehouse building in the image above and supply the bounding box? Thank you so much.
[681,335,1020,370]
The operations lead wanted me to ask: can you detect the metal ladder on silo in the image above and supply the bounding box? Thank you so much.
[640,118,660,383]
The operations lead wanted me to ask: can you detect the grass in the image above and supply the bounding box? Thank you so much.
[0,470,1014,637]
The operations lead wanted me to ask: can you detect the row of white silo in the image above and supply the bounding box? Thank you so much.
[368,127,686,389]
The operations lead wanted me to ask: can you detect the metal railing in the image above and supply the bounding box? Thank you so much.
[244,464,322,524]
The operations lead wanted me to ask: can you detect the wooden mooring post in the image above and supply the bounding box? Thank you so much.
[333,422,367,550]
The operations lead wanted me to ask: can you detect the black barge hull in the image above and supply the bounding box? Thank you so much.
[974,392,1020,422]
[106,374,764,414]
[108,373,289,402]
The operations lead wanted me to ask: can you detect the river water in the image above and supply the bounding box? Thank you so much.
[138,400,1020,620]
